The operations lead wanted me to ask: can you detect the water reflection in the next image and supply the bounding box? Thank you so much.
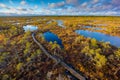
[75,30,120,47]
[83,26,105,30]
[47,20,65,28]
[56,20,65,28]
[23,25,38,32]
[43,31,64,48]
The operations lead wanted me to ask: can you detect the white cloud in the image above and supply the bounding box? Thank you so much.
[17,7,27,11]
[0,0,119,16]
[112,0,120,5]
[34,5,38,9]
[49,3,55,8]
[81,2,88,7]
[66,0,78,5]
[20,1,26,5]
[49,1,65,8]
[0,5,40,16]
[92,0,99,4]
[0,3,7,8]
[104,11,118,15]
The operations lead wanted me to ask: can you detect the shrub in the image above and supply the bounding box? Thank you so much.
[114,49,120,60]
[16,62,23,71]
[90,38,98,48]
[94,53,107,68]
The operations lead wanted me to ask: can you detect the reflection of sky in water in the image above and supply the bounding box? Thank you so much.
[47,20,65,28]
[56,20,65,28]
[83,26,105,30]
[83,26,92,28]
[23,25,38,32]
[75,30,120,48]
[43,31,64,48]
[97,24,108,26]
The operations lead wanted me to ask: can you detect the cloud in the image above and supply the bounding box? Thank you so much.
[48,0,79,8]
[92,0,99,4]
[34,5,38,9]
[45,0,120,16]
[20,1,27,5]
[49,1,65,8]
[0,3,7,8]
[105,11,118,15]
[112,0,120,5]
[17,7,27,11]
[0,8,34,16]
[0,3,27,12]
[0,3,11,10]
[40,7,120,16]
[66,0,78,5]
[0,1,38,16]
[0,0,120,16]
[81,2,88,7]
[0,3,39,16]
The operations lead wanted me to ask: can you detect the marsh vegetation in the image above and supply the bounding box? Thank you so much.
[0,16,120,80]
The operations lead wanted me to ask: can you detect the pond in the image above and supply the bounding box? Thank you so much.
[75,30,120,48]
[43,31,64,48]
[47,21,53,24]
[56,20,65,28]
[23,25,38,32]
[97,24,108,26]
[47,20,65,28]
[13,22,20,25]
[83,26,105,30]
[83,26,92,28]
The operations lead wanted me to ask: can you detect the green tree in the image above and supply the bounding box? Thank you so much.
[114,49,120,60]
[18,31,31,44]
[24,42,31,56]
[10,26,18,35]
[16,62,23,71]
[75,36,84,43]
[90,38,98,48]
[94,53,107,68]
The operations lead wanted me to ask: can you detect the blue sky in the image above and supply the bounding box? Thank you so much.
[0,0,120,16]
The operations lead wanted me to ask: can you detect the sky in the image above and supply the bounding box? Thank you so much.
[0,0,120,16]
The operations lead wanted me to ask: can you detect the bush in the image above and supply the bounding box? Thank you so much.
[94,53,107,68]
[114,49,120,60]
[16,63,23,71]
[90,38,98,48]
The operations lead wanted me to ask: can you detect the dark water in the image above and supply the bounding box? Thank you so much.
[75,30,120,48]
[23,25,38,32]
[43,31,64,48]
